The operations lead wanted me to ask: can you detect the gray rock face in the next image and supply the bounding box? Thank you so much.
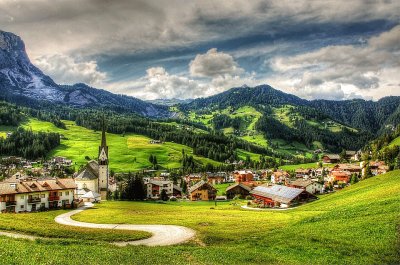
[0,30,169,117]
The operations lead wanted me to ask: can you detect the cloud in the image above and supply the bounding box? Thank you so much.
[269,25,400,100]
[34,54,106,86]
[189,48,243,77]
[2,0,399,59]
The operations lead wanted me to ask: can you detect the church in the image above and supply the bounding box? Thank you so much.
[75,123,109,201]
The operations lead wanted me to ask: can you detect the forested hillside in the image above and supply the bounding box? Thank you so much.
[178,85,400,153]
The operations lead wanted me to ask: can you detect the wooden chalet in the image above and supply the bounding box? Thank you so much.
[322,154,340,163]
[333,164,361,174]
[188,180,217,201]
[250,185,316,208]
[295,168,312,178]
[330,171,351,183]
[233,170,254,183]
[226,183,252,199]
[288,179,323,194]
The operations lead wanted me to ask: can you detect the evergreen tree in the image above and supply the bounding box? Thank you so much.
[160,189,169,201]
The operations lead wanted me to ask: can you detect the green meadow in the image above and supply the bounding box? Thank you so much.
[16,118,220,172]
[0,170,398,264]
[389,136,400,147]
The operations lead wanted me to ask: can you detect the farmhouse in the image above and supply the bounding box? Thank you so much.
[271,170,290,184]
[295,168,312,179]
[188,180,217,201]
[322,154,340,163]
[330,171,351,183]
[146,180,173,199]
[0,178,76,213]
[288,179,323,194]
[206,172,227,185]
[333,164,361,174]
[226,183,252,199]
[251,185,316,208]
[233,170,254,183]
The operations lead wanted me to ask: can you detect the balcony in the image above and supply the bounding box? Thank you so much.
[5,201,16,206]
[28,198,41,204]
[48,196,60,201]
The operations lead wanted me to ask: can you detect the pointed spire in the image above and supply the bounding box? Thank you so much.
[101,116,107,149]
[99,115,108,164]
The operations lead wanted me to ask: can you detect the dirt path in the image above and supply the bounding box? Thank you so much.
[0,203,196,247]
[54,203,196,246]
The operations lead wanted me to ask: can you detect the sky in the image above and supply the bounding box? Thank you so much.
[1,0,399,101]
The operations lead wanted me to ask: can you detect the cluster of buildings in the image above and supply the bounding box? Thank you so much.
[0,125,392,212]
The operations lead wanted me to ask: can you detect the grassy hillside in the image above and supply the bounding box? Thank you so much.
[76,170,400,264]
[0,170,399,264]
[390,136,400,147]
[6,118,220,172]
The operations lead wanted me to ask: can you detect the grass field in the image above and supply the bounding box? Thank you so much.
[0,210,150,242]
[16,118,220,172]
[0,170,399,264]
[390,136,400,147]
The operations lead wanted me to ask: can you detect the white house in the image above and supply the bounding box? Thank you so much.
[146,180,173,199]
[0,178,76,213]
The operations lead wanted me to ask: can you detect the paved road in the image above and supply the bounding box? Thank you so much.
[54,203,196,246]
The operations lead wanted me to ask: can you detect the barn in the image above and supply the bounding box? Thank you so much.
[250,185,316,208]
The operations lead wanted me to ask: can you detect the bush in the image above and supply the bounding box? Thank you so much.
[169,196,177,201]
[245,195,252,200]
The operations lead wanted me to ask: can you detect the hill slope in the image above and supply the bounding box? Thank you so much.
[179,85,400,153]
[1,118,220,172]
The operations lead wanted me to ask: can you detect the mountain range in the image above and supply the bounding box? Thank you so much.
[0,30,168,117]
[1,29,400,153]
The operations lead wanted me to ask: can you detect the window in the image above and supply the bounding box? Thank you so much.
[65,191,69,196]
[41,194,45,198]
[20,205,24,209]
[20,195,24,199]
[59,192,62,196]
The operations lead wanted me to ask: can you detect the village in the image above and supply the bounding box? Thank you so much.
[0,126,390,213]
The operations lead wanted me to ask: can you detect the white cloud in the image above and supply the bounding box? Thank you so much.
[269,25,400,100]
[189,48,243,77]
[112,67,204,100]
[34,54,106,86]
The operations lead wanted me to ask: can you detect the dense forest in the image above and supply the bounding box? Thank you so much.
[0,127,60,159]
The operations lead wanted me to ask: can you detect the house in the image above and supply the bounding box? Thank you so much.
[295,168,312,179]
[271,170,290,184]
[250,185,316,208]
[206,172,227,185]
[288,179,323,194]
[365,161,389,176]
[185,173,203,184]
[0,178,76,213]
[81,190,101,203]
[322,154,340,163]
[226,183,252,199]
[330,171,351,183]
[188,180,217,201]
[74,124,109,200]
[146,180,173,199]
[173,185,182,197]
[333,164,361,174]
[345,151,357,161]
[233,170,254,183]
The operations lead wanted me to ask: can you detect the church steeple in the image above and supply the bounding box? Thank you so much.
[98,117,108,165]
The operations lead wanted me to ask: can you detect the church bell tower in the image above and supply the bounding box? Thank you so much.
[98,119,109,200]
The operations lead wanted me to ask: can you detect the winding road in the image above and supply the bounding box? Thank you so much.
[1,203,196,247]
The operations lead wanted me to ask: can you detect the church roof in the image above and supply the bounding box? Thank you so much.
[75,160,99,180]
